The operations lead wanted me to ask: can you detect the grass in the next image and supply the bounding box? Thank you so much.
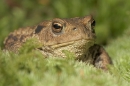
[1,30,130,86]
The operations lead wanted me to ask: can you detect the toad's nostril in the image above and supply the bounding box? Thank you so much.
[73,27,77,30]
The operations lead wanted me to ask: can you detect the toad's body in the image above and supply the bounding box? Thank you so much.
[4,15,112,70]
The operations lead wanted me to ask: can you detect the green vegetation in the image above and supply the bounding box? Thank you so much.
[0,0,130,86]
[0,29,130,85]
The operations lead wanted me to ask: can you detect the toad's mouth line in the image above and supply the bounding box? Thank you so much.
[50,41,74,49]
[48,39,94,49]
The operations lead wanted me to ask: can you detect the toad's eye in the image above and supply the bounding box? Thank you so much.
[91,20,95,33]
[91,20,95,27]
[52,22,63,33]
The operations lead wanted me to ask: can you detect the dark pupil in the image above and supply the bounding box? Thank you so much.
[53,24,61,29]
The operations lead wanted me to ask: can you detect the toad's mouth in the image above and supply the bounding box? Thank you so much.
[50,41,75,49]
[49,39,95,49]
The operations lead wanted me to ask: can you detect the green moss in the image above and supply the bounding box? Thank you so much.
[106,28,130,82]
[1,29,130,86]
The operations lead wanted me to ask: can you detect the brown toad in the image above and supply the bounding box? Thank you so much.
[4,15,112,70]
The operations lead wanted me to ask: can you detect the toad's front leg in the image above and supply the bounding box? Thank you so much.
[89,44,112,70]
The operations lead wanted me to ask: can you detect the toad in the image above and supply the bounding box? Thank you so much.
[4,15,112,70]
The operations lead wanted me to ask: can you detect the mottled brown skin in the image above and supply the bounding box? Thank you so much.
[4,15,112,70]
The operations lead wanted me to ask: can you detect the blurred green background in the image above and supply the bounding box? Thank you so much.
[0,0,130,48]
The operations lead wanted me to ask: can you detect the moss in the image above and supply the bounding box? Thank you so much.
[1,29,130,86]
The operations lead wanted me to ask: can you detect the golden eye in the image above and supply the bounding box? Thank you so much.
[52,22,63,33]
